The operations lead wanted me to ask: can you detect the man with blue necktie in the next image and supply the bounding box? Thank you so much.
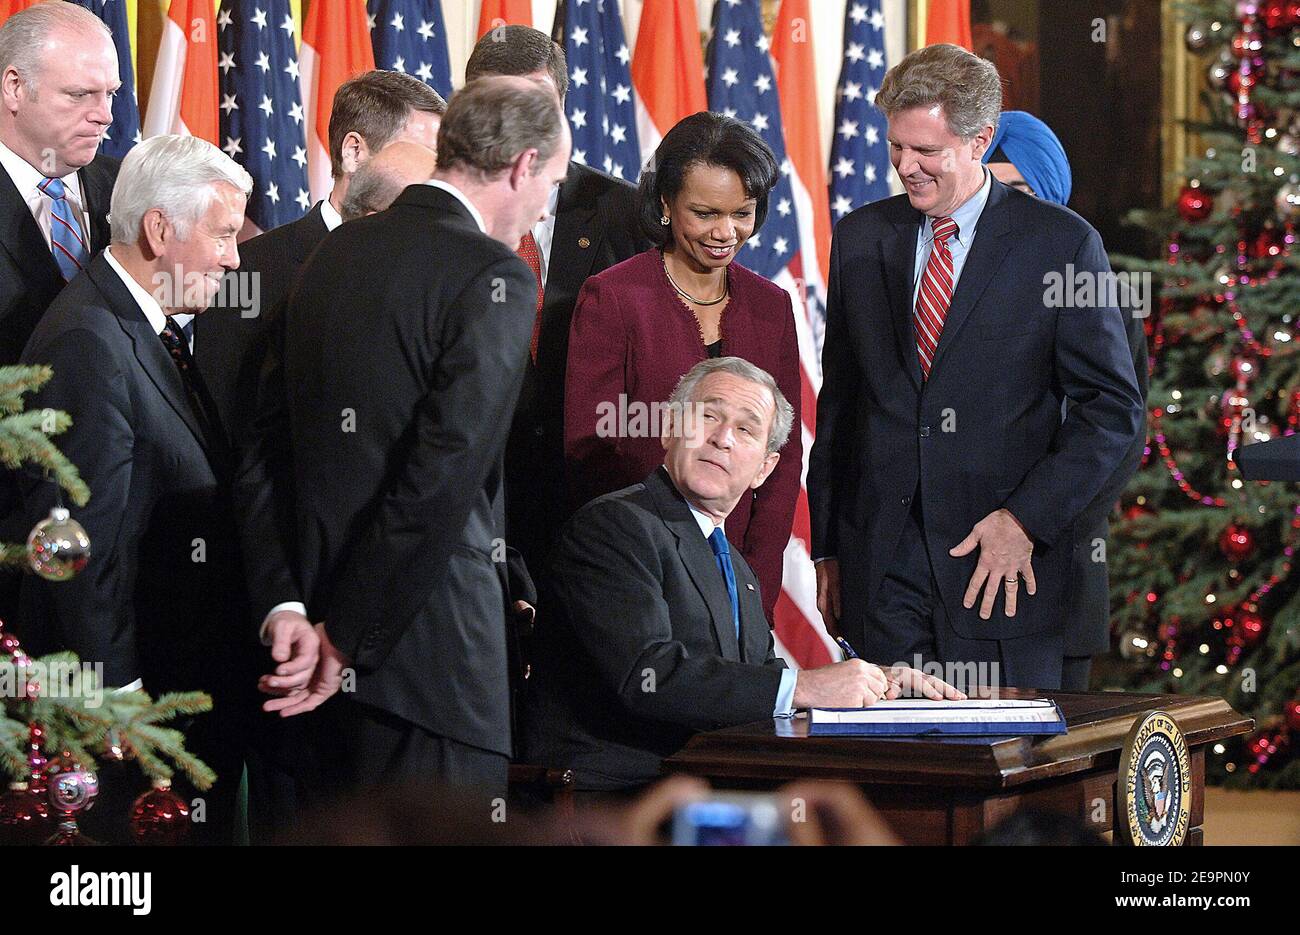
[0,2,122,624]
[523,357,961,793]
[0,1,121,364]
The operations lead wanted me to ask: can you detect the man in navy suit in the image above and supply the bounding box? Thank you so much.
[808,44,1143,691]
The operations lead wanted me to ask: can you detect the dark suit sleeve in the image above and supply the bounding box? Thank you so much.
[1086,301,1150,514]
[231,300,301,622]
[739,291,802,620]
[807,225,860,559]
[21,327,140,682]
[552,502,785,731]
[563,274,632,511]
[1003,229,1143,547]
[323,257,536,667]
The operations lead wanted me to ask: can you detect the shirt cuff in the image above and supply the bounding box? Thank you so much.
[773,668,798,717]
[813,556,836,564]
[259,602,308,645]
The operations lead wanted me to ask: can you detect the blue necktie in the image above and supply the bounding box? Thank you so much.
[708,527,740,638]
[38,176,88,281]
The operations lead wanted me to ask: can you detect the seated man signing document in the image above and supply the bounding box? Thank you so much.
[524,358,963,791]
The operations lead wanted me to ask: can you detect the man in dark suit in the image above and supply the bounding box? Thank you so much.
[808,45,1143,692]
[194,70,445,443]
[266,77,571,801]
[465,25,648,580]
[525,357,962,791]
[0,2,120,364]
[17,135,256,844]
[0,3,121,618]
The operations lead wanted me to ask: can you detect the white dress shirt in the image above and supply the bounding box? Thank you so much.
[319,196,343,232]
[529,183,560,287]
[0,137,90,251]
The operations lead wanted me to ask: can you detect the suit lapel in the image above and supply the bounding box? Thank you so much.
[0,164,61,286]
[734,562,767,663]
[291,202,329,265]
[89,257,210,454]
[882,216,922,391]
[77,158,112,254]
[546,164,601,314]
[647,468,742,661]
[927,182,1015,378]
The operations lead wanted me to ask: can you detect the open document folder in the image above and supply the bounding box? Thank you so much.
[808,699,1068,737]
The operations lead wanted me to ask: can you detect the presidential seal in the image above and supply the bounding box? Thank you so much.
[1117,711,1191,846]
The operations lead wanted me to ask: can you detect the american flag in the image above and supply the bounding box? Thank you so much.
[368,0,452,98]
[829,0,892,219]
[217,0,310,234]
[74,0,141,159]
[707,0,834,669]
[555,0,640,182]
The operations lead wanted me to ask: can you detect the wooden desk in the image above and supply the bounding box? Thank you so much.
[662,689,1253,845]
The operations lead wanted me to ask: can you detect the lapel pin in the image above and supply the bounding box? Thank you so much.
[577,236,591,249]
[746,583,755,591]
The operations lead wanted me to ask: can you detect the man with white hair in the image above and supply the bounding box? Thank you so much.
[17,135,257,844]
[0,0,121,364]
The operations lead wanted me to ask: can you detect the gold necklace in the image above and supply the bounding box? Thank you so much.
[662,251,728,307]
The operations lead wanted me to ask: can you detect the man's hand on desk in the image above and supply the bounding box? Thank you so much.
[792,659,965,708]
[262,623,351,717]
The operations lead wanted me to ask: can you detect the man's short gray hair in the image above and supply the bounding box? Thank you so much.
[0,2,112,95]
[435,77,564,180]
[110,135,253,243]
[875,43,1002,140]
[669,357,794,455]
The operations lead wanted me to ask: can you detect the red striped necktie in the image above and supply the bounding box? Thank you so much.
[516,232,545,364]
[913,215,959,379]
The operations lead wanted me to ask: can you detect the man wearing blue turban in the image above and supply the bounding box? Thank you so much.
[982,110,1073,206]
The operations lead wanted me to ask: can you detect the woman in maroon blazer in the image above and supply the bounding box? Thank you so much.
[564,112,802,621]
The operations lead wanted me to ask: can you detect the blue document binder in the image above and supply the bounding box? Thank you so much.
[808,699,1068,737]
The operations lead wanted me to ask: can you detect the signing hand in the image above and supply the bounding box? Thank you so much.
[264,623,351,717]
[949,508,1036,620]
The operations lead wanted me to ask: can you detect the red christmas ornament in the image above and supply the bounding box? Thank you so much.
[1284,699,1300,732]
[1123,503,1154,521]
[1219,523,1256,561]
[1177,185,1214,222]
[1260,0,1300,30]
[1252,227,1285,259]
[1229,607,1266,648]
[129,781,191,846]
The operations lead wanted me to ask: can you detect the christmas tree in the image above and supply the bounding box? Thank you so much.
[1105,0,1300,788]
[1,364,214,843]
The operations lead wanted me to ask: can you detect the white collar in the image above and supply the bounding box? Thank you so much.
[0,137,82,202]
[425,178,488,234]
[318,196,342,232]
[103,246,169,337]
